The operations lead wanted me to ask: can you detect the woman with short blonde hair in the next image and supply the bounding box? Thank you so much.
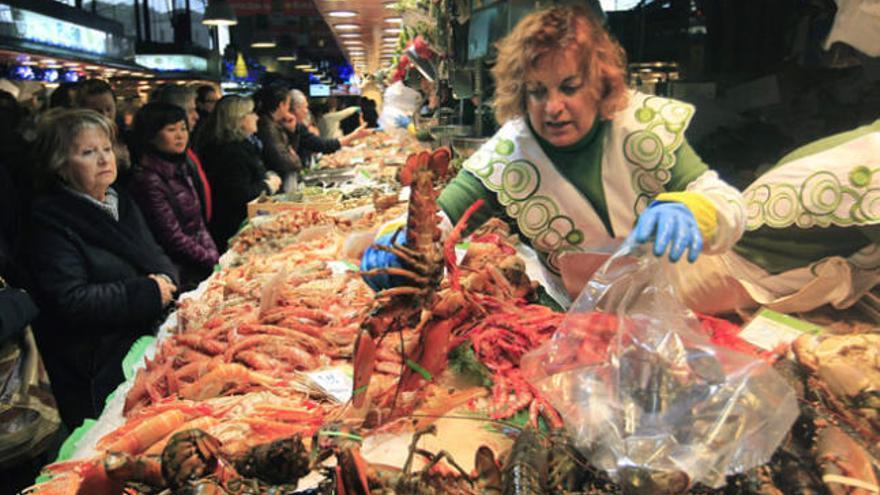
[32,108,117,191]
[195,94,255,148]
[195,95,281,250]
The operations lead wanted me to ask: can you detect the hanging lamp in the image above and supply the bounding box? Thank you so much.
[203,0,238,26]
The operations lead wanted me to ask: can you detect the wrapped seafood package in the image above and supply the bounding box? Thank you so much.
[520,242,799,492]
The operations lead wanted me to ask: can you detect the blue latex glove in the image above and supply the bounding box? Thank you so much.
[394,115,412,128]
[632,202,703,263]
[360,228,407,291]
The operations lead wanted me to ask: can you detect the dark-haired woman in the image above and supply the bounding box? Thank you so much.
[129,103,218,291]
[255,85,301,188]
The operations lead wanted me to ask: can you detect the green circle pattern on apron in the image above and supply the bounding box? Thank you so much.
[518,196,559,237]
[857,188,880,223]
[502,160,541,200]
[801,171,842,216]
[765,184,800,226]
[624,130,663,170]
[744,165,880,229]
[495,139,515,156]
[744,184,771,230]
[849,165,872,187]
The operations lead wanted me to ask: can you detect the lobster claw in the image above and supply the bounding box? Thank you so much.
[351,330,378,408]
[336,448,371,495]
[399,317,455,392]
[429,147,452,180]
[399,152,422,187]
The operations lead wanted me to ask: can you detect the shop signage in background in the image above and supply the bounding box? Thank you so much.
[0,6,107,54]
[309,83,330,97]
[135,54,208,73]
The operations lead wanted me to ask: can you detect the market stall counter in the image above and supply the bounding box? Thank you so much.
[29,143,879,495]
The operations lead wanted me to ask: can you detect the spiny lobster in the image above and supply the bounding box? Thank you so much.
[351,146,484,417]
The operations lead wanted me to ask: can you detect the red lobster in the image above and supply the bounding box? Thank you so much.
[352,147,483,414]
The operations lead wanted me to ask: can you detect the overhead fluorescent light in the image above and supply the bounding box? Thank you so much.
[203,0,238,26]
[385,17,402,23]
[328,10,357,17]
[303,67,318,72]
[277,56,296,61]
[383,1,397,9]
[334,23,360,30]
[295,64,312,69]
[339,33,361,38]
[383,27,402,34]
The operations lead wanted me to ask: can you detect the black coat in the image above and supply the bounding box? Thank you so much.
[200,139,273,251]
[27,187,176,427]
[288,123,341,168]
[257,116,301,176]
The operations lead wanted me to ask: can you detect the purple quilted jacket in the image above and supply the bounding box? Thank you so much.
[129,153,219,286]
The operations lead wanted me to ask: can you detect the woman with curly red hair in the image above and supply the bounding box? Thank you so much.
[363,5,747,308]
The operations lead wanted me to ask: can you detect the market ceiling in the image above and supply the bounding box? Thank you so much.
[310,0,402,75]
[228,0,350,80]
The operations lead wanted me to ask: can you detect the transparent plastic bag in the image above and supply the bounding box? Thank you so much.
[520,242,798,491]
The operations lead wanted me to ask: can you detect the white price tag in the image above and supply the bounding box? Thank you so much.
[738,308,824,351]
[306,367,353,403]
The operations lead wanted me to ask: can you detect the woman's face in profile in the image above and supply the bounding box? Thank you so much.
[240,110,259,136]
[524,47,598,147]
[65,127,117,199]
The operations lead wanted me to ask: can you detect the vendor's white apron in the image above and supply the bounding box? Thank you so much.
[676,131,880,313]
[463,92,696,300]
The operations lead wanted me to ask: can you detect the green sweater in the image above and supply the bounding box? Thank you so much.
[438,118,710,238]
[733,120,880,274]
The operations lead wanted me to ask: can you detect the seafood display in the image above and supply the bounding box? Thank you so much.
[27,141,880,495]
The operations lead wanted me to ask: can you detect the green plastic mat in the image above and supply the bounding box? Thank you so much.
[122,335,156,381]
[35,418,98,484]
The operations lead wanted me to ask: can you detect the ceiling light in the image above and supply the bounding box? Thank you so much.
[295,64,312,69]
[84,65,100,70]
[334,23,360,30]
[385,17,402,23]
[202,0,238,26]
[251,33,276,48]
[303,67,318,72]
[277,56,296,61]
[339,33,361,38]
[328,10,357,17]
[383,1,397,9]
[21,60,38,66]
[383,27,401,34]
[45,64,63,69]
[63,62,80,68]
